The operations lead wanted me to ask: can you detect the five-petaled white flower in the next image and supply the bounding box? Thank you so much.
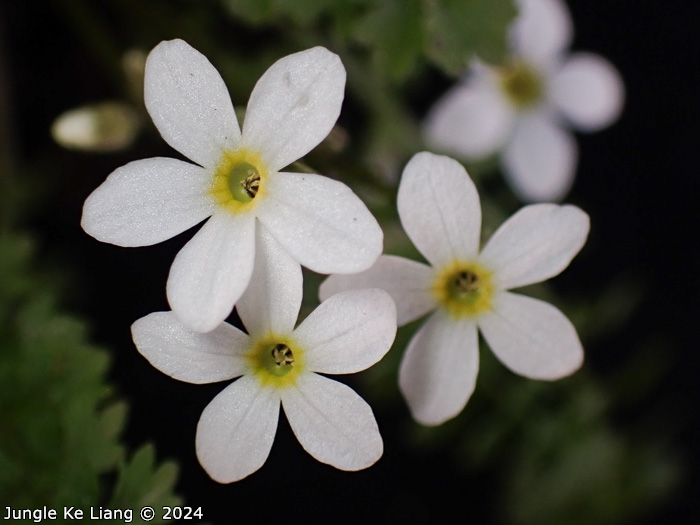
[320,152,589,426]
[423,0,624,202]
[132,227,397,482]
[82,39,383,333]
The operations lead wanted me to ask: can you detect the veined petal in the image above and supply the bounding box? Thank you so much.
[242,47,346,172]
[144,39,240,168]
[398,152,481,267]
[319,255,435,326]
[551,53,625,132]
[479,203,589,290]
[502,113,577,202]
[236,224,302,338]
[81,158,214,247]
[196,376,280,483]
[296,289,396,375]
[512,0,573,67]
[167,212,256,333]
[399,311,479,426]
[257,172,382,274]
[479,291,583,379]
[131,312,250,384]
[423,71,514,159]
[281,374,383,471]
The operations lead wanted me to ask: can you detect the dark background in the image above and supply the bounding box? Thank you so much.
[2,0,698,522]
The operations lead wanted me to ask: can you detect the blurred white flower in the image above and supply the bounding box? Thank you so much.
[321,152,589,426]
[51,101,141,152]
[424,0,624,202]
[82,39,383,333]
[132,227,396,482]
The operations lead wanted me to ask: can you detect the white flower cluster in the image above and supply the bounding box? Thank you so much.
[82,0,602,481]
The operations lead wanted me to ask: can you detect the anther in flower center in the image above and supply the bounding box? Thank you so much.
[433,262,494,318]
[499,61,543,109]
[227,162,261,203]
[262,343,295,377]
[448,270,483,304]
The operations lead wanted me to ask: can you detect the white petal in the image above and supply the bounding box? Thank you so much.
[144,39,240,168]
[479,291,583,379]
[242,47,346,172]
[398,311,479,426]
[167,212,256,333]
[479,203,589,290]
[502,113,577,202]
[196,376,280,483]
[319,255,435,326]
[423,70,515,159]
[397,152,481,267]
[81,158,214,247]
[512,0,573,67]
[296,289,396,375]
[551,53,625,132]
[131,311,250,383]
[236,224,302,338]
[257,172,383,274]
[281,374,383,471]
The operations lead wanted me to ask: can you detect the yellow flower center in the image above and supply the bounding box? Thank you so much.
[432,260,494,319]
[210,148,269,214]
[246,334,304,388]
[498,60,544,110]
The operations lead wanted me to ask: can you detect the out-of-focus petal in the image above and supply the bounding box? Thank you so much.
[296,289,396,375]
[196,377,280,483]
[257,172,382,274]
[131,312,250,384]
[424,72,514,159]
[281,374,383,471]
[144,39,240,168]
[236,224,302,338]
[242,47,346,172]
[479,203,589,290]
[512,0,573,67]
[81,158,214,247]
[397,152,482,267]
[319,255,435,326]
[479,291,583,379]
[398,311,479,426]
[502,113,577,202]
[167,212,256,333]
[551,52,625,132]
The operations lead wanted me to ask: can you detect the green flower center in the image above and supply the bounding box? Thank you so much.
[499,61,544,109]
[433,261,494,319]
[260,343,295,377]
[227,162,261,203]
[447,270,484,305]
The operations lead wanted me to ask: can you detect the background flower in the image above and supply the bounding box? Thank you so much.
[321,152,589,425]
[82,39,383,333]
[423,0,625,202]
[132,227,397,482]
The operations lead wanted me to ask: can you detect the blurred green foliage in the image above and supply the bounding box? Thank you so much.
[0,231,181,519]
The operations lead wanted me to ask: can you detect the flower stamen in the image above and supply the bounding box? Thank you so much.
[433,261,494,319]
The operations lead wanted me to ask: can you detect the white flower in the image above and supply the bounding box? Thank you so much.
[82,39,383,333]
[131,226,397,482]
[320,152,589,426]
[423,0,624,202]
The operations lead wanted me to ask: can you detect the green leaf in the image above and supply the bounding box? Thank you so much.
[353,0,425,81]
[423,0,517,76]
[109,444,182,523]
